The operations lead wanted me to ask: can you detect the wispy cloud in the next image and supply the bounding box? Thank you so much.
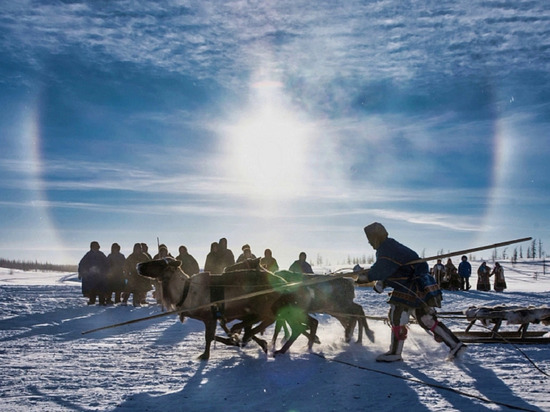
[365,208,482,232]
[0,198,235,218]
[2,0,549,87]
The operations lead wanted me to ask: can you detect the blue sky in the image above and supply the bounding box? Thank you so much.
[1,0,549,268]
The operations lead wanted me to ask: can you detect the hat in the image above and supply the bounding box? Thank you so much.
[363,222,388,249]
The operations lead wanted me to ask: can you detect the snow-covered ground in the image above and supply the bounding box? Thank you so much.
[0,260,549,412]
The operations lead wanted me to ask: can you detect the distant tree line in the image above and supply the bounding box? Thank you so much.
[508,239,545,263]
[0,258,77,273]
[344,255,373,266]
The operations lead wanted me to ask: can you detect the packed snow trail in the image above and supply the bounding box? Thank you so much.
[0,264,549,411]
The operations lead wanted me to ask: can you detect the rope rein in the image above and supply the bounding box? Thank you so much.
[467,320,550,378]
[311,353,539,412]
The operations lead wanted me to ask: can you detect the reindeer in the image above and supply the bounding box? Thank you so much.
[272,270,374,345]
[137,257,316,359]
[223,260,374,346]
[219,259,319,356]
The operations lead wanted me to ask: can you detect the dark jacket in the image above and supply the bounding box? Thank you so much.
[289,259,313,274]
[237,252,257,263]
[176,253,200,275]
[107,251,126,292]
[218,248,235,270]
[367,238,441,308]
[125,251,152,293]
[78,250,109,296]
[260,256,279,272]
[458,261,472,278]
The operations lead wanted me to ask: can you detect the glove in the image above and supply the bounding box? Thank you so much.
[356,271,370,284]
[373,280,385,294]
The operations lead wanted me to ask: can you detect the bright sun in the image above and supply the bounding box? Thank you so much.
[221,81,314,202]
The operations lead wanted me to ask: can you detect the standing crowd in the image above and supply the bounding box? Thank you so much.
[78,238,315,307]
[431,255,507,292]
[78,241,160,306]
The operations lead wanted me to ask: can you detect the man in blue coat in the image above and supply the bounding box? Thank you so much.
[458,255,472,290]
[356,223,465,362]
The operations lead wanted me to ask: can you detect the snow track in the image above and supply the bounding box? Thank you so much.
[0,265,549,411]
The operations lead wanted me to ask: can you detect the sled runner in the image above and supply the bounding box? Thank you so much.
[453,330,549,344]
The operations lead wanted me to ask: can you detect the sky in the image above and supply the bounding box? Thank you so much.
[1,0,549,268]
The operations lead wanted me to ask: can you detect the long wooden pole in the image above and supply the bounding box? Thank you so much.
[407,236,532,265]
[82,236,532,335]
[347,236,532,278]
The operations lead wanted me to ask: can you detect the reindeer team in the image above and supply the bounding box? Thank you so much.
[137,256,374,359]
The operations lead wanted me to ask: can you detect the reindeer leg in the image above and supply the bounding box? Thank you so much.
[362,317,374,343]
[272,320,283,346]
[274,315,315,356]
[356,320,362,344]
[219,318,230,334]
[243,319,273,345]
[239,321,269,352]
[343,317,355,343]
[300,329,321,344]
[274,325,301,356]
[282,321,291,341]
[306,315,318,351]
[199,320,217,360]
[251,336,269,353]
[229,321,245,335]
[333,316,353,343]
[355,304,374,343]
[214,335,241,346]
[209,318,240,345]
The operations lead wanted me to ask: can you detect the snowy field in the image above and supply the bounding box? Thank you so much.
[0,260,549,412]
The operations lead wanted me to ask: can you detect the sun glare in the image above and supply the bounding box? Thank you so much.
[222,81,314,203]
